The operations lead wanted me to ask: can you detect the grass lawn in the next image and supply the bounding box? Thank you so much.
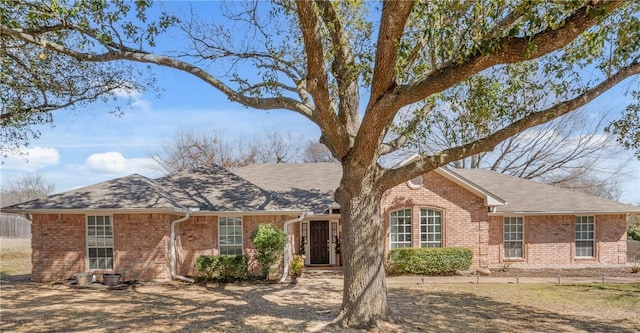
[392,282,640,332]
[1,241,638,332]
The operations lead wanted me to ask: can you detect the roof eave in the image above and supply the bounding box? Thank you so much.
[490,210,640,216]
[0,208,182,215]
[435,168,506,206]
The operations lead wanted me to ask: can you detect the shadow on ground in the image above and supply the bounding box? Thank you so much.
[1,276,638,333]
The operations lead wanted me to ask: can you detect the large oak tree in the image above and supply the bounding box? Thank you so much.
[2,0,639,328]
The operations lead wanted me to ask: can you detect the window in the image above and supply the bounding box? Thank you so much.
[503,217,523,259]
[575,216,594,257]
[420,209,442,247]
[87,215,114,270]
[219,217,243,255]
[390,209,412,249]
[407,176,423,189]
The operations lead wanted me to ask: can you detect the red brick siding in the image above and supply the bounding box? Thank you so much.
[31,214,85,281]
[487,214,628,268]
[114,213,173,281]
[31,213,295,282]
[381,172,488,268]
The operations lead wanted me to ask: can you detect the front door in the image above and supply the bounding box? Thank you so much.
[310,221,329,264]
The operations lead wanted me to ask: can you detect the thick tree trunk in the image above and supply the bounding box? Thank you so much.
[335,165,391,328]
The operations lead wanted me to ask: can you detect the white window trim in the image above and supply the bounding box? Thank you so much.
[390,208,412,249]
[420,208,443,248]
[86,215,114,271]
[575,216,595,258]
[503,216,524,259]
[218,216,243,255]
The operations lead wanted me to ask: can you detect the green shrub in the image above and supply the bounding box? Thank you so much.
[289,254,305,280]
[194,255,248,282]
[629,224,640,241]
[387,247,473,276]
[250,223,288,279]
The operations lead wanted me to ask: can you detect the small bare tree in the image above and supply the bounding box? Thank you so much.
[1,174,56,206]
[302,140,337,163]
[251,128,300,164]
[422,111,630,201]
[151,128,301,175]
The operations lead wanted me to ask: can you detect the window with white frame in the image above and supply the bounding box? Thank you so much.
[390,209,412,249]
[575,216,594,257]
[503,217,523,259]
[87,215,114,270]
[420,208,442,247]
[219,217,243,255]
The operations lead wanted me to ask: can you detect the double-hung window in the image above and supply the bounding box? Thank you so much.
[420,209,442,247]
[503,217,523,259]
[219,217,243,255]
[87,215,114,270]
[575,216,594,257]
[390,209,412,249]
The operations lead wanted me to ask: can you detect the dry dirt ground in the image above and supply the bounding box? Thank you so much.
[2,238,639,332]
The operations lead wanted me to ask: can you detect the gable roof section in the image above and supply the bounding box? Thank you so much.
[453,168,640,214]
[232,163,342,213]
[393,154,506,207]
[1,174,181,213]
[156,165,289,212]
[1,165,296,214]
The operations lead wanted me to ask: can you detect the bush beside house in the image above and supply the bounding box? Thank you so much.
[387,247,473,276]
[250,223,288,280]
[194,255,249,282]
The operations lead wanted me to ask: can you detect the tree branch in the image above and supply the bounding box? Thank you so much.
[315,0,360,137]
[0,24,315,119]
[379,102,434,155]
[296,0,350,159]
[380,58,640,191]
[350,0,413,164]
[395,0,623,109]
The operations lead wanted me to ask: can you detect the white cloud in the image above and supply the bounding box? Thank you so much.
[1,147,60,171]
[110,84,152,113]
[111,85,141,98]
[131,98,152,113]
[83,152,158,175]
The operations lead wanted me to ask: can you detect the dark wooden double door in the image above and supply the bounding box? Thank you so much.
[309,221,329,265]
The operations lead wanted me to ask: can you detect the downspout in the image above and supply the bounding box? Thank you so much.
[280,211,307,283]
[171,209,195,283]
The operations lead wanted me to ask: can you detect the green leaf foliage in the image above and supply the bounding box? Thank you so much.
[387,247,473,276]
[249,223,288,279]
[194,254,248,283]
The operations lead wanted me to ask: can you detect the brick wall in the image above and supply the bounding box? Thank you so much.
[31,214,85,281]
[488,214,628,268]
[114,213,173,281]
[381,172,488,268]
[31,212,295,282]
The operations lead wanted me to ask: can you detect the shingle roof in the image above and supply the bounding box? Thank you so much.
[1,165,295,213]
[2,162,637,215]
[1,174,181,211]
[232,163,341,213]
[452,168,640,214]
[156,165,288,211]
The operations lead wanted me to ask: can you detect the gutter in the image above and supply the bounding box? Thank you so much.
[170,209,197,283]
[279,211,307,283]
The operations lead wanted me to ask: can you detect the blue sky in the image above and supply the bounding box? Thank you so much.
[0,2,638,206]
